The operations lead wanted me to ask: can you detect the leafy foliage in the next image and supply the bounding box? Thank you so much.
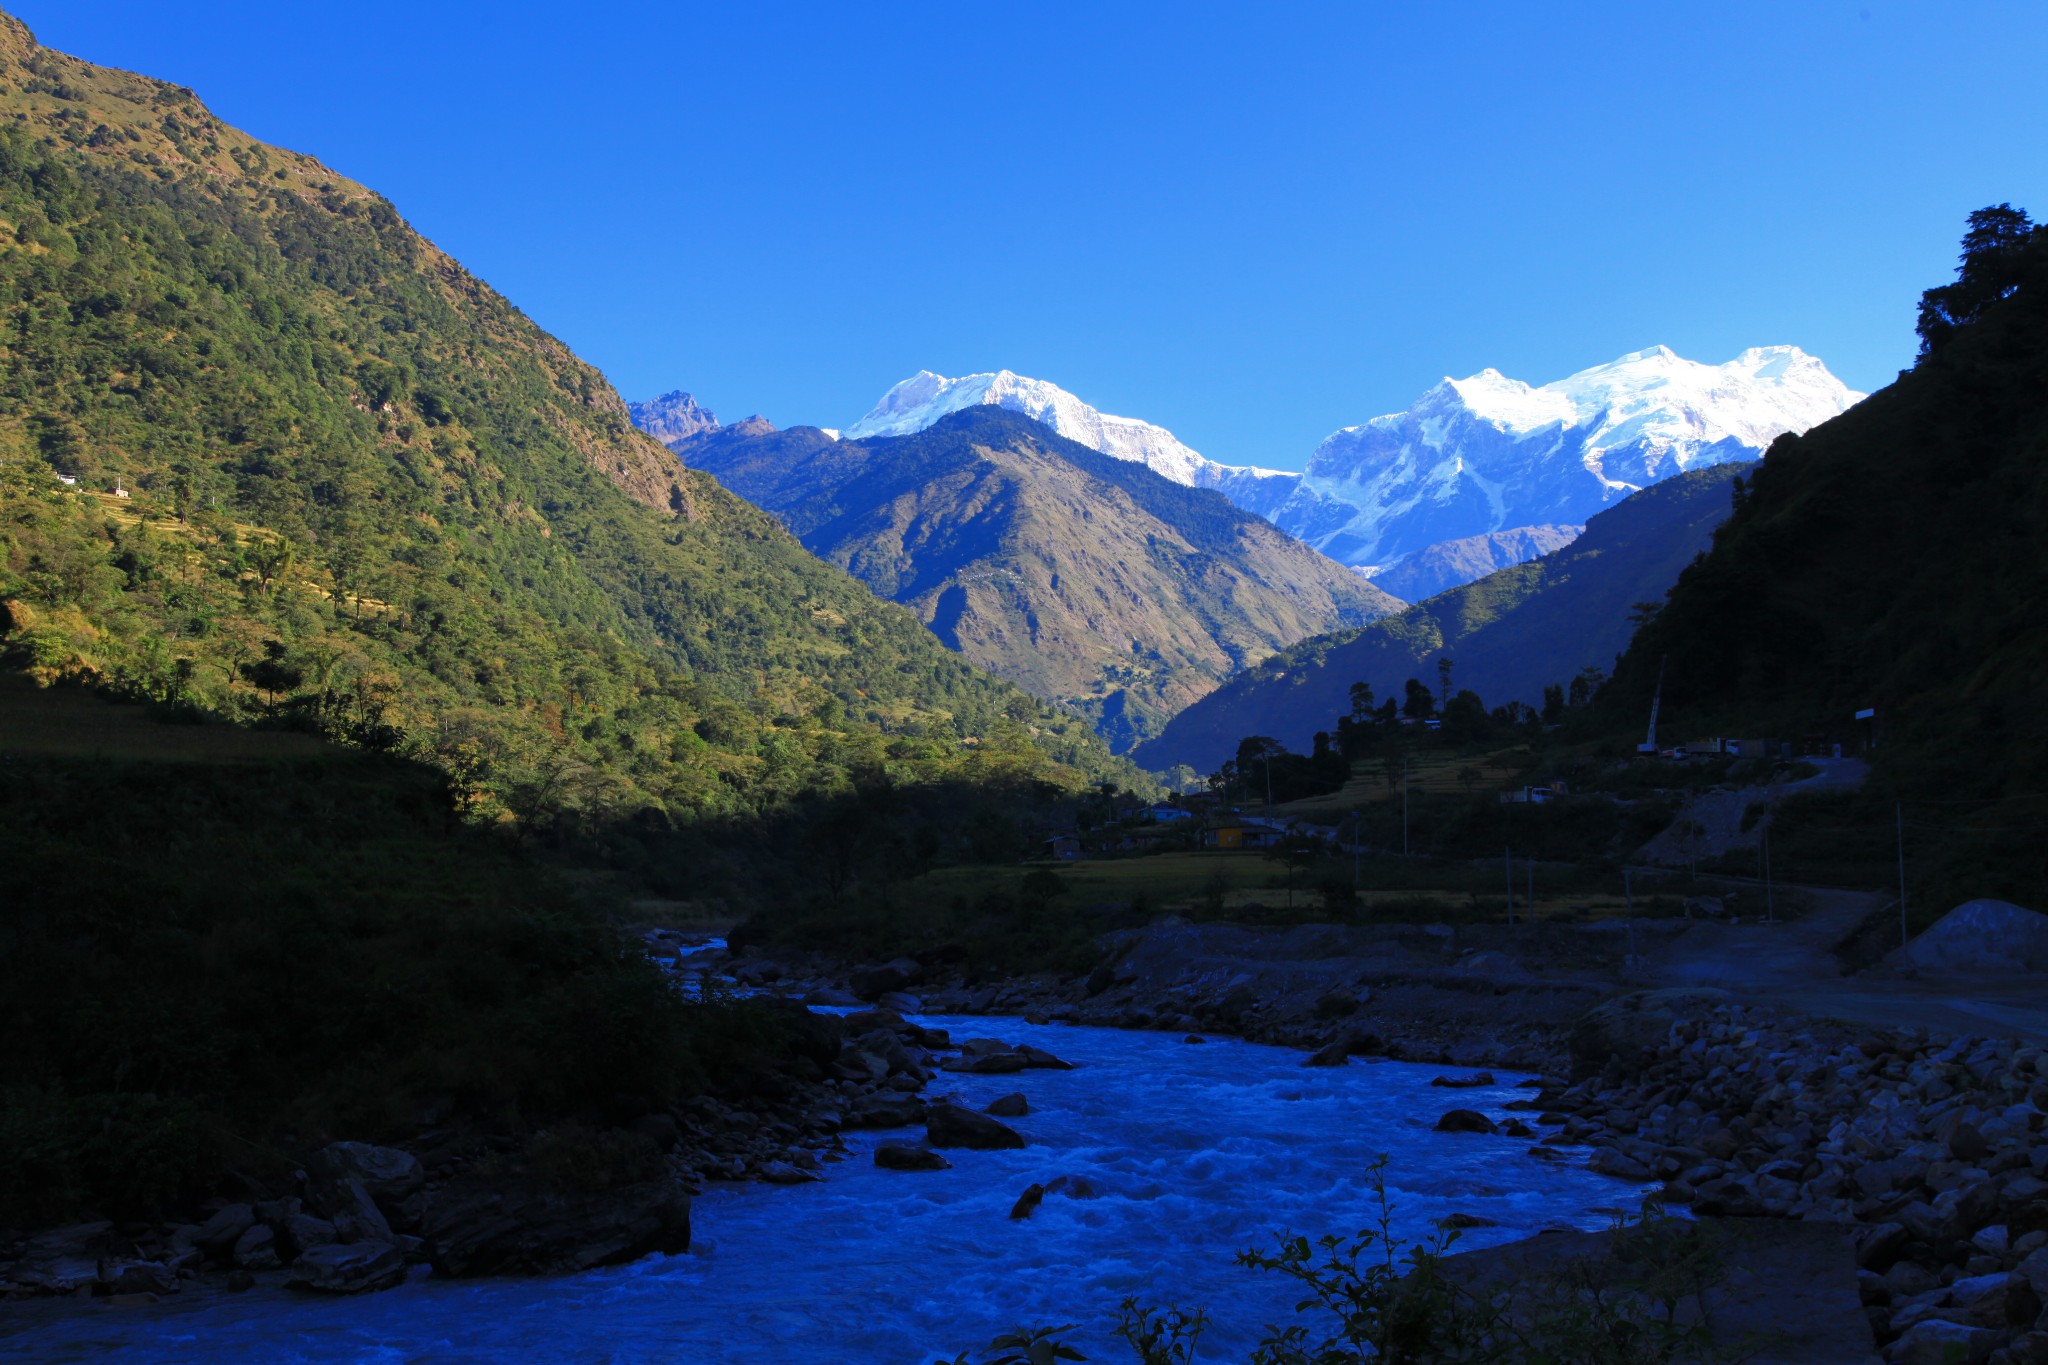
[1601,205,2048,910]
[0,736,803,1227]
[0,14,1138,907]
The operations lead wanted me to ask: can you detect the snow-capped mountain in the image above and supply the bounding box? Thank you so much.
[1271,345,1862,571]
[846,370,1301,517]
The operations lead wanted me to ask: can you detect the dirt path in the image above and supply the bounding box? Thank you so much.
[1624,877,2048,1043]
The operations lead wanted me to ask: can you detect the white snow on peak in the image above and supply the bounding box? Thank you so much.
[1277,345,1864,572]
[845,370,1296,508]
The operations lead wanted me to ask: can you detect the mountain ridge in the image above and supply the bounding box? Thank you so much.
[1132,463,1750,775]
[668,407,1403,752]
[0,6,1141,863]
[1268,345,1860,573]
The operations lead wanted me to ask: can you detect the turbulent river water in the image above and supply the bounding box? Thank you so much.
[3,1015,1633,1363]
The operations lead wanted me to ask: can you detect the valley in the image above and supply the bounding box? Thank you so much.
[3,5,2047,1364]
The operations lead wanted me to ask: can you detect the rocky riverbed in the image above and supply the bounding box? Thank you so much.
[729,915,2048,1363]
[13,913,2048,1364]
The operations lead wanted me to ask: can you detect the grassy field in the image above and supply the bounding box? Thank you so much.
[902,846,1690,927]
[0,673,332,763]
[1266,745,1536,822]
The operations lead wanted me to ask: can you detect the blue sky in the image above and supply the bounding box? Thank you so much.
[16,2,2046,470]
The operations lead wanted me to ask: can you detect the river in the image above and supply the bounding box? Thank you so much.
[2,1014,1633,1363]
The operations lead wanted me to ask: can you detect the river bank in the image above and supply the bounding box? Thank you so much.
[0,1015,1633,1363]
[11,911,2047,1362]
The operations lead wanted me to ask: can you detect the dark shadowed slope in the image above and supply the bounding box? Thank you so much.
[1602,214,2048,806]
[1133,464,1747,774]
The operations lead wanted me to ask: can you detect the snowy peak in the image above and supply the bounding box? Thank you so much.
[1276,345,1863,572]
[846,369,1297,503]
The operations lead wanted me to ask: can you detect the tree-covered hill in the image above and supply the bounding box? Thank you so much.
[669,406,1401,753]
[0,9,1138,890]
[1131,463,1747,775]
[1597,207,2048,906]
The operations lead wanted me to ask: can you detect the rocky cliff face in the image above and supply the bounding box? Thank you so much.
[627,390,722,446]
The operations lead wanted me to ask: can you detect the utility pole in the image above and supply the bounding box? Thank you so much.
[1763,825,1775,924]
[1896,799,1909,951]
[1402,758,1410,857]
[1262,752,1274,814]
[1351,808,1361,889]
[1527,855,1534,917]
[1623,867,1637,966]
[1505,846,1515,924]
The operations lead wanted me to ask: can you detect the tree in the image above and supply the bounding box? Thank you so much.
[1916,203,2039,360]
[241,639,303,709]
[1401,678,1435,720]
[1542,683,1565,723]
[1235,736,1285,808]
[1347,681,1375,724]
[1567,666,1606,709]
[1436,656,1454,708]
[1440,688,1488,741]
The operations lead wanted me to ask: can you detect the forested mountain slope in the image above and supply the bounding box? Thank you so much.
[1133,464,1747,774]
[0,9,1135,886]
[1602,210,2048,808]
[669,407,1402,751]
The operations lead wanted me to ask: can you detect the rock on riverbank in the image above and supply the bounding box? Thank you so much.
[1541,994,2048,1360]
[0,997,1026,1301]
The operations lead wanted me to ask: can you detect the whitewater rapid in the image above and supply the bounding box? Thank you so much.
[2,1015,1634,1363]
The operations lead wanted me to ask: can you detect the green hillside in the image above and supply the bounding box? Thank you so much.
[668,407,1401,752]
[1132,464,1747,775]
[0,9,1136,894]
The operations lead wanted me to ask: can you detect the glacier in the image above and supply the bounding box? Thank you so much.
[1273,345,1863,571]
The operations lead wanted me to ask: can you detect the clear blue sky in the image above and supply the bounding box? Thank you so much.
[15,1,2046,469]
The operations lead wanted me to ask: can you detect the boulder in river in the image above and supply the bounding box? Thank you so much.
[421,1173,691,1277]
[926,1103,1026,1150]
[1009,1183,1045,1220]
[760,1162,822,1185]
[1431,1072,1496,1089]
[1435,1110,1499,1135]
[985,1093,1030,1118]
[1018,1045,1073,1071]
[286,1240,406,1294]
[846,1094,927,1128]
[1044,1175,1098,1199]
[874,1145,950,1172]
[1304,1038,1351,1067]
[942,1051,1028,1074]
